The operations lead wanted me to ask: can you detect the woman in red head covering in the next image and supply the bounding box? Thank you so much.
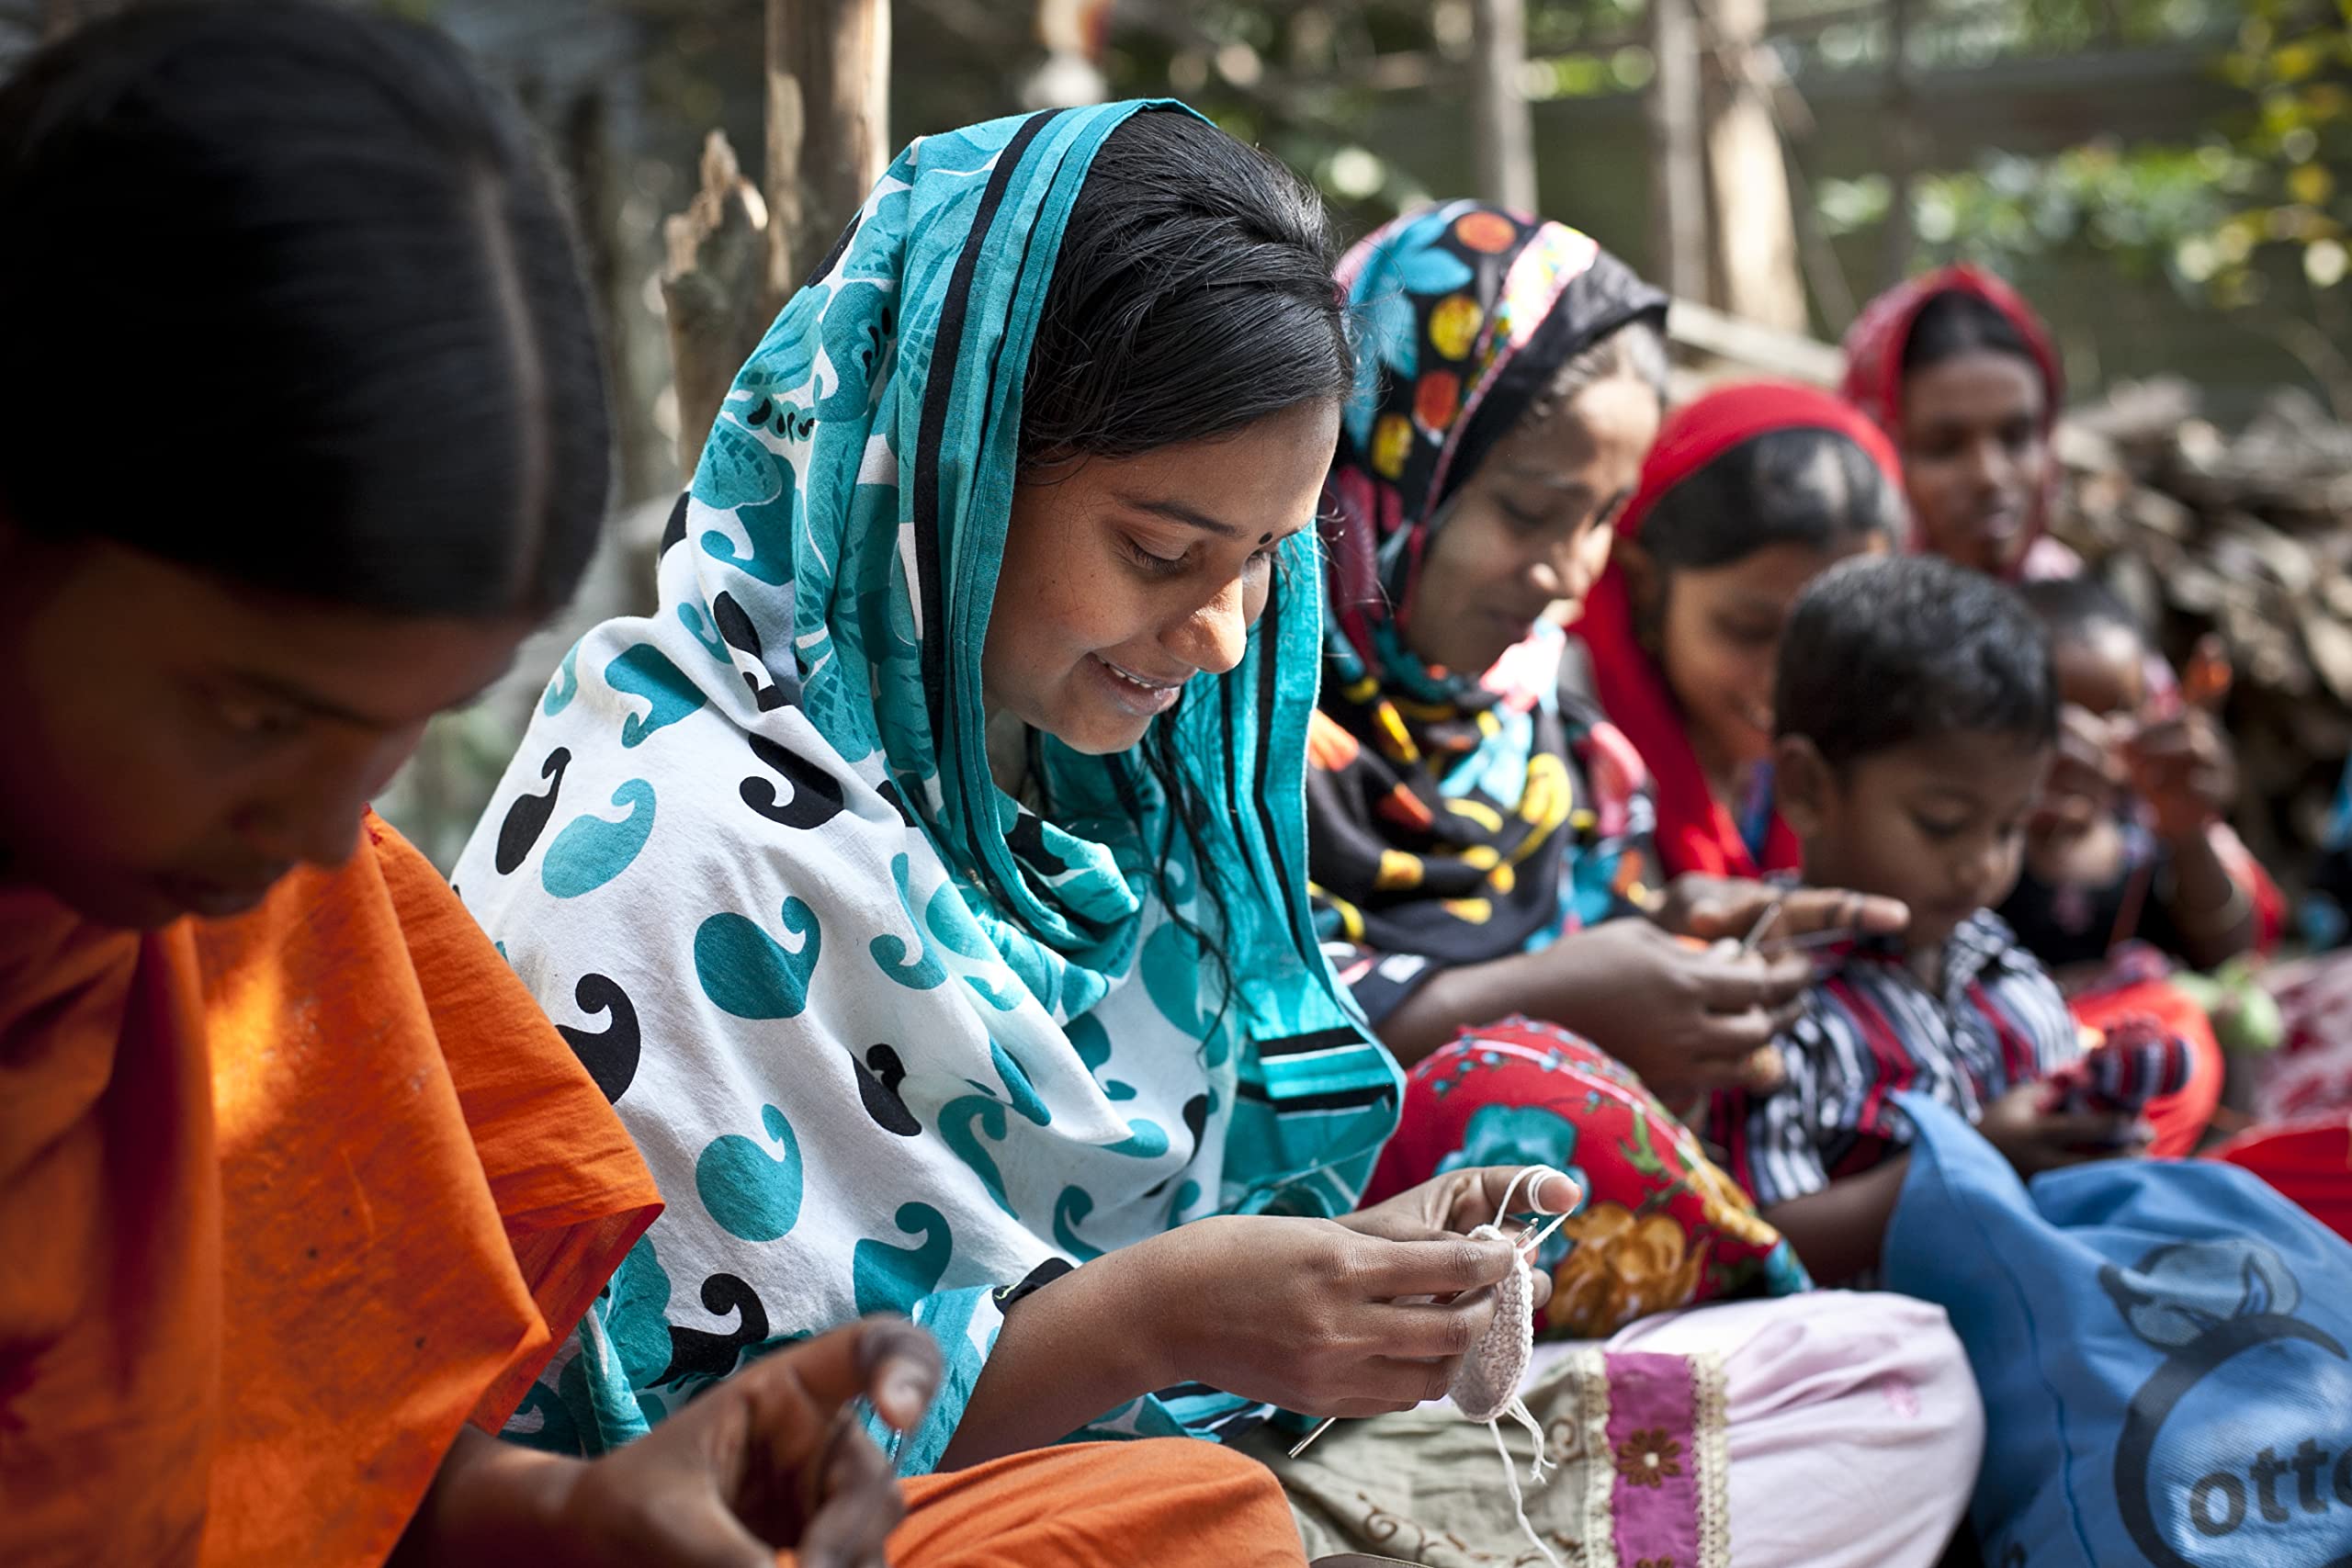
[1840,265,2067,581]
[1578,382,1905,882]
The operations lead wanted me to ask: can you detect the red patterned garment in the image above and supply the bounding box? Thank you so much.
[1363,1018,1809,1339]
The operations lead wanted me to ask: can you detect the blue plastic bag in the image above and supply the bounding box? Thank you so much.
[1884,1091,2352,1566]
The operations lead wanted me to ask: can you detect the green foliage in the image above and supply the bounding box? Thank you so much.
[1819,0,2346,307]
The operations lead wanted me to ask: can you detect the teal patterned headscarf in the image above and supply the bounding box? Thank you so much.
[458,103,1399,1471]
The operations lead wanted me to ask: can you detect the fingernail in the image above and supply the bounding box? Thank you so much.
[880,1364,934,1426]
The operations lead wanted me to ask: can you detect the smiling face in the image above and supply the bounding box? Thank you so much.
[1403,370,1663,680]
[982,399,1340,756]
[1899,348,2049,577]
[0,536,531,928]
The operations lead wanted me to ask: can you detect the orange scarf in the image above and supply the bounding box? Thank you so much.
[0,813,660,1567]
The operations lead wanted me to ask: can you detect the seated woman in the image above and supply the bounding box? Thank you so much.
[1307,215,1902,1099]
[1308,210,1905,1322]
[1838,265,2070,582]
[1577,381,1904,884]
[458,100,1572,1486]
[0,11,1309,1566]
[1293,212,1979,1563]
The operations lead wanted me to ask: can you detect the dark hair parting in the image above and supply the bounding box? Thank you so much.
[0,0,612,618]
[1901,288,2037,379]
[1640,426,1906,573]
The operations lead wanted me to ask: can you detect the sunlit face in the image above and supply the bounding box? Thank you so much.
[982,399,1339,756]
[0,536,530,928]
[1404,372,1662,680]
[1779,728,2050,955]
[1626,535,1887,777]
[1899,348,2048,577]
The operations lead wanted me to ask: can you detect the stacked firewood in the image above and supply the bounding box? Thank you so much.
[2052,379,2352,890]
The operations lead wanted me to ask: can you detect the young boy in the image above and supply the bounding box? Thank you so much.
[1706,557,2151,1283]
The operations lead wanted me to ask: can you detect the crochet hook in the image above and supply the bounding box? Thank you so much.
[1738,893,1787,952]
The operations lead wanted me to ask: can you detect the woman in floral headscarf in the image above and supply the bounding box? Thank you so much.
[1302,204,1897,1339]
[1283,205,1981,1568]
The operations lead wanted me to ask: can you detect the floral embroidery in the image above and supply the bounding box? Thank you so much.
[1615,1427,1685,1489]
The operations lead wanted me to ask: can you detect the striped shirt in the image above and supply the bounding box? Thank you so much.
[1708,910,2083,1210]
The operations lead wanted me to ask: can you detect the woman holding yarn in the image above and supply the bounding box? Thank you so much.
[458,103,1579,1494]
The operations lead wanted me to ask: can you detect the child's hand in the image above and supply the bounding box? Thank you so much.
[1978,1082,2148,1179]
[2120,709,2238,840]
[2035,705,2128,835]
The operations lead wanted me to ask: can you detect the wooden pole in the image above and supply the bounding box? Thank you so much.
[765,0,891,310]
[1879,0,1918,288]
[1700,0,1806,333]
[1645,0,1710,304]
[1469,0,1537,213]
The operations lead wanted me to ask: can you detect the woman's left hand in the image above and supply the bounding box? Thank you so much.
[2121,710,2238,840]
[1654,874,1909,948]
[1340,1164,1579,1312]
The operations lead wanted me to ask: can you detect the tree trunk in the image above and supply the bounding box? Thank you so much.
[1701,0,1806,332]
[1469,0,1536,213]
[561,87,677,511]
[1645,0,1710,305]
[660,132,772,479]
[765,0,891,309]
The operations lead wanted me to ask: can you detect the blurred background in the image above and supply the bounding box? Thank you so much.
[5,0,2345,874]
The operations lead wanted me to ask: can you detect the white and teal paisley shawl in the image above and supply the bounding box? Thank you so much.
[455,103,1402,1474]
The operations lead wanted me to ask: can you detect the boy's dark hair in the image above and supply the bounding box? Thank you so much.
[1640,425,1905,574]
[0,0,611,618]
[1777,555,2056,769]
[2018,574,2144,650]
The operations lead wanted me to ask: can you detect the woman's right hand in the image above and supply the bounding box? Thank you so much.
[1537,918,1809,1102]
[1125,1213,1524,1418]
[400,1315,942,1568]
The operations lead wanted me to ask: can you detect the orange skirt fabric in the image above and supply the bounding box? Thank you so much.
[792,1439,1309,1568]
[0,813,661,1568]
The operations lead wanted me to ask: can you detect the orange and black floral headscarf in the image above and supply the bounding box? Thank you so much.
[1309,203,1666,968]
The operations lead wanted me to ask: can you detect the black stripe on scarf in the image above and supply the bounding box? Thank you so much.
[911,107,1064,744]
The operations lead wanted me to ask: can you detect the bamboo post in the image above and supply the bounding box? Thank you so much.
[1879,0,1919,288]
[764,0,891,308]
[1645,0,1710,304]
[1700,0,1806,333]
[1469,0,1537,213]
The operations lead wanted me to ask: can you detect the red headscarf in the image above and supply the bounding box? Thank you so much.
[1838,265,2063,580]
[1578,381,1903,880]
